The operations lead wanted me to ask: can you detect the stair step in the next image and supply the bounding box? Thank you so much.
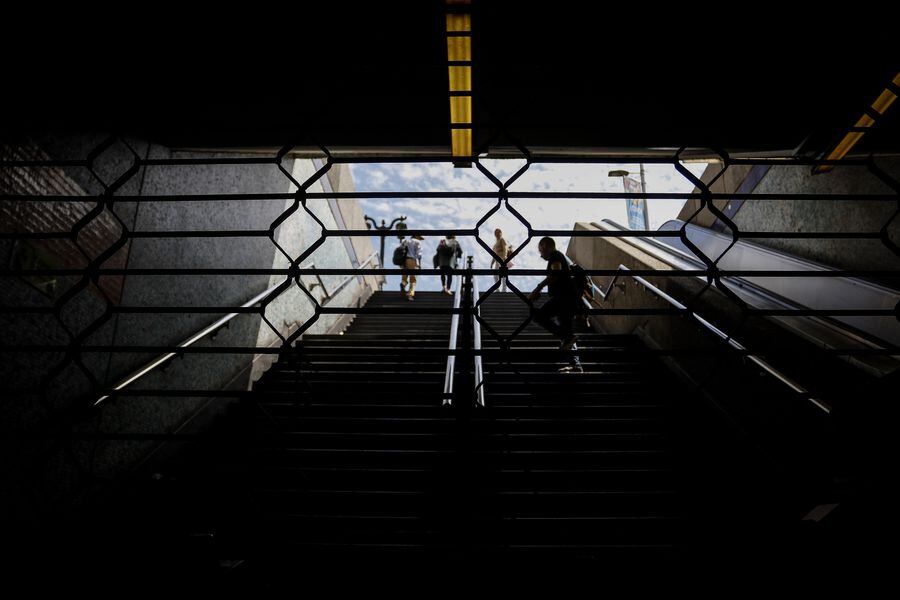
[254,448,673,470]
[254,466,676,491]
[254,403,665,421]
[255,431,668,452]
[174,289,690,557]
[251,514,682,546]
[298,338,450,345]
[258,415,664,433]
[253,488,678,515]
[254,379,444,391]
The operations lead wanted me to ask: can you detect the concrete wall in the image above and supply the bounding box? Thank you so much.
[2,135,150,514]
[81,145,296,481]
[678,158,900,287]
[0,134,378,516]
[249,159,377,382]
[1,135,149,421]
[733,159,900,282]
[677,162,753,228]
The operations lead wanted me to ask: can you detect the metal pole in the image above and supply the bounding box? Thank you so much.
[365,214,407,267]
[443,253,466,406]
[471,257,485,407]
[463,255,475,409]
[639,163,650,230]
[379,220,386,268]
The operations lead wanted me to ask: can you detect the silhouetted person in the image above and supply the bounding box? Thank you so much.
[435,234,463,295]
[400,234,424,301]
[491,228,512,292]
[529,236,582,373]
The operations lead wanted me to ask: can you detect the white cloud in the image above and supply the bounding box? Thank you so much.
[365,201,392,213]
[349,160,707,292]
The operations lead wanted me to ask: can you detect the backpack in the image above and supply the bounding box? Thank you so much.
[392,241,408,266]
[437,241,455,260]
[570,264,593,309]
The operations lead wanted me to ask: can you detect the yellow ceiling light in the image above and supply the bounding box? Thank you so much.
[448,66,471,92]
[450,96,472,123]
[446,13,471,32]
[871,81,899,115]
[445,0,472,166]
[446,36,471,62]
[816,72,900,173]
[451,128,472,158]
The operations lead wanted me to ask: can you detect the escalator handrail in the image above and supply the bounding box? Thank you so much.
[579,262,831,415]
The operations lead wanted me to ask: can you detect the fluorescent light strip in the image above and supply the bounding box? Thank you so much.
[448,66,471,92]
[451,128,472,158]
[817,72,900,173]
[450,96,472,123]
[446,13,470,32]
[446,1,472,164]
[446,36,471,62]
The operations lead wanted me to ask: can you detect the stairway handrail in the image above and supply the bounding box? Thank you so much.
[442,253,466,405]
[94,251,380,408]
[471,262,485,407]
[322,252,380,301]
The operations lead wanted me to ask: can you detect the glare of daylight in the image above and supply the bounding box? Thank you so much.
[350,159,708,292]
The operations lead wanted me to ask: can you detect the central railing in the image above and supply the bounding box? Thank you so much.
[443,253,467,406]
[471,258,485,407]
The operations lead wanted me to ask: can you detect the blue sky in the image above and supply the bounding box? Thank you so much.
[350,159,708,293]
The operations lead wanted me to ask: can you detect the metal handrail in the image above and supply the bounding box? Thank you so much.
[472,264,485,407]
[591,219,899,362]
[442,253,466,406]
[582,262,830,414]
[321,251,380,301]
[95,252,380,408]
[299,262,328,298]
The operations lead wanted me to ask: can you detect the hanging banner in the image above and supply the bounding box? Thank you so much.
[624,176,647,231]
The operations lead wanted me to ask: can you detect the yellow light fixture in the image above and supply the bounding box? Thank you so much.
[446,13,470,32]
[816,72,900,173]
[451,128,472,158]
[871,83,899,115]
[448,66,471,92]
[446,36,471,62]
[445,0,473,166]
[450,96,472,123]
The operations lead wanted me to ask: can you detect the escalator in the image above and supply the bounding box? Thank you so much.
[595,218,900,376]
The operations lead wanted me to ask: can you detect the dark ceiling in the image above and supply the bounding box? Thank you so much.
[3,1,897,157]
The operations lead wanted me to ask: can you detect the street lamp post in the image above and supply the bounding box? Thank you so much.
[364,214,407,267]
[608,165,649,230]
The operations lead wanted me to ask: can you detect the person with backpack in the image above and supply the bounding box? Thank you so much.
[434,235,463,295]
[528,236,583,373]
[397,234,424,300]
